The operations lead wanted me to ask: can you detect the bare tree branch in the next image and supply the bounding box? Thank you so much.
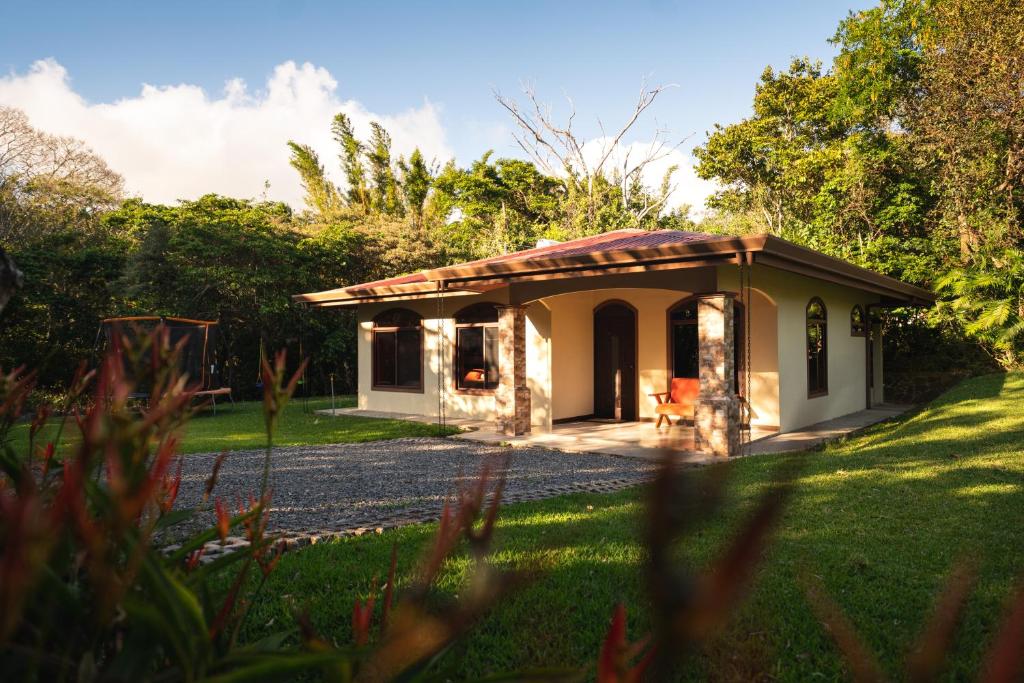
[494,81,685,229]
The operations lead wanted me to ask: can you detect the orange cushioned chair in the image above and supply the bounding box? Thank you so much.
[649,377,700,428]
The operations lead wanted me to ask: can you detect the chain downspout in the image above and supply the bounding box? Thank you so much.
[435,280,447,430]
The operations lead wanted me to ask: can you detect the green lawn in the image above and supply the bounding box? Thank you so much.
[236,373,1024,680]
[9,395,458,455]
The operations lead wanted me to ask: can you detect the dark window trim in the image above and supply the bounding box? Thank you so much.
[453,302,500,394]
[371,308,424,393]
[665,295,745,395]
[850,304,867,337]
[806,297,828,398]
[666,296,700,386]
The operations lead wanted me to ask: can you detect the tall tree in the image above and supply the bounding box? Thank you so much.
[331,113,370,213]
[909,0,1023,259]
[397,149,433,230]
[0,106,124,245]
[366,123,402,216]
[287,141,342,220]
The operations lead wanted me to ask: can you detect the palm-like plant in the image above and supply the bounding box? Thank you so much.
[936,248,1024,366]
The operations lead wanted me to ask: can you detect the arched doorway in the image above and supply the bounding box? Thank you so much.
[593,301,637,421]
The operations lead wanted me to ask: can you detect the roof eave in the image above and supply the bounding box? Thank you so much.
[757,235,935,305]
[423,234,768,283]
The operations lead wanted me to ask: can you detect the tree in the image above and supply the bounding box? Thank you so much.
[331,113,370,213]
[0,229,130,388]
[287,141,342,220]
[908,0,1024,259]
[366,123,402,216]
[432,153,563,259]
[495,82,681,233]
[397,149,433,230]
[0,106,124,245]
[692,0,1022,370]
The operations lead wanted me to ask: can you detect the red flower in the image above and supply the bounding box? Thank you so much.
[214,498,230,542]
[597,604,655,683]
[352,579,378,647]
[159,458,183,514]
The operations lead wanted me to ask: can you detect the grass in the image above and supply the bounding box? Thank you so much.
[9,395,459,455]
[235,373,1024,680]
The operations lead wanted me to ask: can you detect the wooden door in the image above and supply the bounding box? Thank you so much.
[594,302,637,421]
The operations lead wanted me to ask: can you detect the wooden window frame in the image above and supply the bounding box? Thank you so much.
[665,295,745,395]
[453,302,500,395]
[806,297,828,398]
[371,308,424,393]
[666,297,700,384]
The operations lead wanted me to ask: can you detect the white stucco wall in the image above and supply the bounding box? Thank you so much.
[724,265,881,432]
[358,293,496,422]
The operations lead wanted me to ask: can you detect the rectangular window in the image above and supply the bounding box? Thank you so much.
[372,330,397,387]
[671,324,699,379]
[457,325,499,390]
[372,328,422,391]
[396,329,421,388]
[807,322,827,396]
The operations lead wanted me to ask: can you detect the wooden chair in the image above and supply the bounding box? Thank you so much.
[649,378,700,428]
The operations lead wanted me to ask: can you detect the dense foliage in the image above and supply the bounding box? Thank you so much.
[694,0,1023,369]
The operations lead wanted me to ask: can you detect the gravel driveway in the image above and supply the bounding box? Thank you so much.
[173,437,654,537]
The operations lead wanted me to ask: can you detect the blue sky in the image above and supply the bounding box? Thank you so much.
[0,0,861,209]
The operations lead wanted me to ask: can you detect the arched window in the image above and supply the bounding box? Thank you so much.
[372,308,422,391]
[667,297,744,392]
[454,303,500,391]
[850,304,867,337]
[668,299,699,379]
[807,298,828,397]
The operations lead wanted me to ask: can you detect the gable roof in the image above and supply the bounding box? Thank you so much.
[294,229,934,307]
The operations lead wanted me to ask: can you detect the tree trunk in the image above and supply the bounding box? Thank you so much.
[0,246,23,314]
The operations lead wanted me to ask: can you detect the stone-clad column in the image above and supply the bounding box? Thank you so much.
[694,293,740,457]
[495,305,531,436]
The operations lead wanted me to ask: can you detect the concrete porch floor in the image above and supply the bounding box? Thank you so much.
[319,404,912,465]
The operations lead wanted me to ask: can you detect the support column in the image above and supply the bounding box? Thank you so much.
[695,293,740,457]
[495,304,531,436]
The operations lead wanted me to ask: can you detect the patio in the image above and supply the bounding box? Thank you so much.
[319,404,912,464]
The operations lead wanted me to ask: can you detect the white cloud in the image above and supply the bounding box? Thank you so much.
[0,59,454,208]
[0,59,716,218]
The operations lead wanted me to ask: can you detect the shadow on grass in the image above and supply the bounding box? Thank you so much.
[233,373,1024,680]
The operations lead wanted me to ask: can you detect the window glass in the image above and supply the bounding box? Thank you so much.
[457,327,485,389]
[396,328,421,387]
[669,300,698,323]
[807,298,828,395]
[371,308,422,391]
[455,303,500,325]
[671,324,699,378]
[454,303,500,391]
[373,331,397,387]
[484,326,500,387]
[670,300,699,378]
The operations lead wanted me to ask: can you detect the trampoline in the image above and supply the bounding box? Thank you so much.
[98,316,233,412]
